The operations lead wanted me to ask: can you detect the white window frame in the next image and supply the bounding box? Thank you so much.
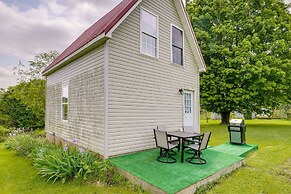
[171,24,184,66]
[61,83,68,121]
[140,7,159,58]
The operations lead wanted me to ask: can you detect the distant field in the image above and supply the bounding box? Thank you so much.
[200,119,291,194]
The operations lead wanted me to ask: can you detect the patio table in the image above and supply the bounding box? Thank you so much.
[167,131,201,163]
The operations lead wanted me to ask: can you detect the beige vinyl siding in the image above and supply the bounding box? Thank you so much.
[45,46,105,154]
[107,0,200,156]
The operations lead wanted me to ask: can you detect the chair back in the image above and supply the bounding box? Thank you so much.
[183,126,199,133]
[199,132,211,150]
[153,129,168,149]
[157,125,167,131]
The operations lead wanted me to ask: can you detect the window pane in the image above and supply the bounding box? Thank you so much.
[63,104,68,120]
[62,83,68,120]
[62,97,68,103]
[62,84,68,98]
[172,26,183,48]
[142,33,156,57]
[141,10,157,37]
[172,46,183,65]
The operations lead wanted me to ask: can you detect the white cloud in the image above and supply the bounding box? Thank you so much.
[0,66,17,89]
[0,0,122,60]
[0,0,122,88]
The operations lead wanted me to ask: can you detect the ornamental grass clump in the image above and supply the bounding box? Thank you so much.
[4,134,45,157]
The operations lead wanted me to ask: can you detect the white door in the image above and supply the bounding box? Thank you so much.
[183,91,194,126]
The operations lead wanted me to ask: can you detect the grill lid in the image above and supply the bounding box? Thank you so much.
[229,119,244,126]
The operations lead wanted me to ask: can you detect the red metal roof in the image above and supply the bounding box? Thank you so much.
[43,0,138,74]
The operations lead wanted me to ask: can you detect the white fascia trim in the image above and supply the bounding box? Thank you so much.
[174,0,206,72]
[44,32,108,75]
[103,40,109,159]
[106,0,143,37]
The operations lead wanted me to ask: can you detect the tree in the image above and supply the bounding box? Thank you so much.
[0,51,58,128]
[0,80,46,129]
[0,87,37,128]
[187,0,291,124]
[14,50,59,82]
[9,80,46,127]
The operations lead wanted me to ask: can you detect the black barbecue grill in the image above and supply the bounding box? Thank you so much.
[228,119,246,145]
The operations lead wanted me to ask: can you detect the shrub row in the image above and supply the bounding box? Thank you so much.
[4,135,125,185]
[0,126,11,142]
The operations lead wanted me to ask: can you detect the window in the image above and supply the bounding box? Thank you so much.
[172,25,183,65]
[62,84,68,121]
[141,9,157,57]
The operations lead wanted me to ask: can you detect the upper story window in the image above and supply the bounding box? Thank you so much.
[62,83,68,121]
[172,25,184,65]
[141,9,158,57]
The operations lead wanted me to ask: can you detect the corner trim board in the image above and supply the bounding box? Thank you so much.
[103,40,109,158]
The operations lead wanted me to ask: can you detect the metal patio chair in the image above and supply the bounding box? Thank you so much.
[185,132,211,164]
[157,125,179,146]
[183,126,199,133]
[153,129,179,163]
[183,126,201,153]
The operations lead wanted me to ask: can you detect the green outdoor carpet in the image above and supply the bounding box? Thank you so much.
[209,143,258,157]
[110,143,258,194]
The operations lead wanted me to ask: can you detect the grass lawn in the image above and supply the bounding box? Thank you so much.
[0,119,290,194]
[199,119,291,194]
[0,144,142,194]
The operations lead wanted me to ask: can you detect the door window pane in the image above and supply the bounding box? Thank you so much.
[184,93,191,113]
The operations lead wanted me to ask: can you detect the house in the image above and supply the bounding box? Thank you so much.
[43,0,206,158]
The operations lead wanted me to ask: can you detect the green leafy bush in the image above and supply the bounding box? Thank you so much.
[30,129,46,138]
[34,146,124,185]
[0,80,46,129]
[0,126,11,142]
[4,134,126,186]
[34,147,102,183]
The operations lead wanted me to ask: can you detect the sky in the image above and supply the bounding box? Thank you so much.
[0,0,290,89]
[0,0,123,89]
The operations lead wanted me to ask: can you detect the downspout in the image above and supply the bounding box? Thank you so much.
[103,40,109,158]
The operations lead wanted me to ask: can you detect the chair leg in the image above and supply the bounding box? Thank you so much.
[169,147,178,155]
[157,149,177,163]
[185,148,194,154]
[186,150,206,165]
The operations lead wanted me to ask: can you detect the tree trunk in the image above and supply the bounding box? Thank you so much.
[244,110,253,120]
[220,111,231,124]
